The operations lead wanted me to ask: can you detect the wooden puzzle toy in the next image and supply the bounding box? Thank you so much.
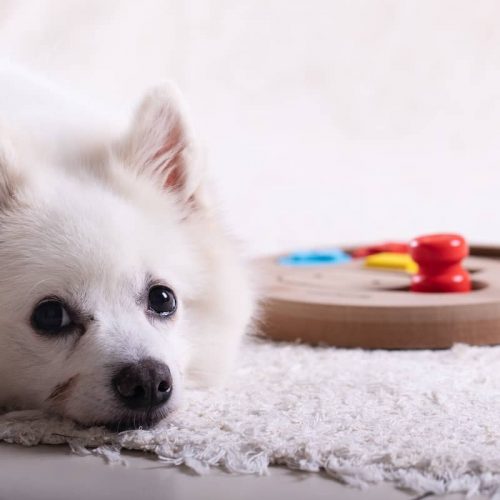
[255,234,500,349]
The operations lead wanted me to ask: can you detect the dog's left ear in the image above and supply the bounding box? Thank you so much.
[116,84,206,210]
[0,132,24,211]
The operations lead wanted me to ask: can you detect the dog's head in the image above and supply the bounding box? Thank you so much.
[0,86,253,430]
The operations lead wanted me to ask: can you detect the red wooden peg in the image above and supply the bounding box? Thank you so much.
[410,233,471,293]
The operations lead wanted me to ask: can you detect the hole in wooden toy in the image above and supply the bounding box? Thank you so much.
[379,280,487,293]
[467,268,482,275]
[471,280,488,291]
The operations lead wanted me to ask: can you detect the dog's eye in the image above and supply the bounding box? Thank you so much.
[32,300,72,332]
[148,286,177,317]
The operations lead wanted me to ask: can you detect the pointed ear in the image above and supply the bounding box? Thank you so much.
[116,84,207,209]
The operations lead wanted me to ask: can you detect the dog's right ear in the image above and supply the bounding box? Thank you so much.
[0,136,23,210]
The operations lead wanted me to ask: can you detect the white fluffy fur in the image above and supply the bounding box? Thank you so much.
[0,63,254,428]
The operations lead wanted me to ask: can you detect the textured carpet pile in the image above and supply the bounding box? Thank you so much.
[2,339,500,497]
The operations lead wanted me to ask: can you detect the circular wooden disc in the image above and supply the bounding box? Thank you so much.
[254,245,500,348]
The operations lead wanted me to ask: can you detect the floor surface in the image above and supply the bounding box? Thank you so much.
[0,443,488,500]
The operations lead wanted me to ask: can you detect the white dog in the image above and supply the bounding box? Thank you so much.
[0,64,254,430]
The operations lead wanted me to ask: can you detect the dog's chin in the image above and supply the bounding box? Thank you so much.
[79,407,172,432]
[105,407,172,432]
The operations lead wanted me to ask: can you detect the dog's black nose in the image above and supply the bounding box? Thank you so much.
[112,358,173,410]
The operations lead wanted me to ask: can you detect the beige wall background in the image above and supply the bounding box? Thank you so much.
[0,1,498,255]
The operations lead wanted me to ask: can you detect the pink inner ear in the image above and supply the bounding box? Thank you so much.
[164,164,183,190]
[149,119,187,191]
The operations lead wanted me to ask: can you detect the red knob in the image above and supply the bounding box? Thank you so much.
[409,234,471,293]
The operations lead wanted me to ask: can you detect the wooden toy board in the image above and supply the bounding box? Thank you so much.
[255,245,500,349]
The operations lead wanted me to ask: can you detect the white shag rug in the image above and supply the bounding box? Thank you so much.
[2,338,500,498]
